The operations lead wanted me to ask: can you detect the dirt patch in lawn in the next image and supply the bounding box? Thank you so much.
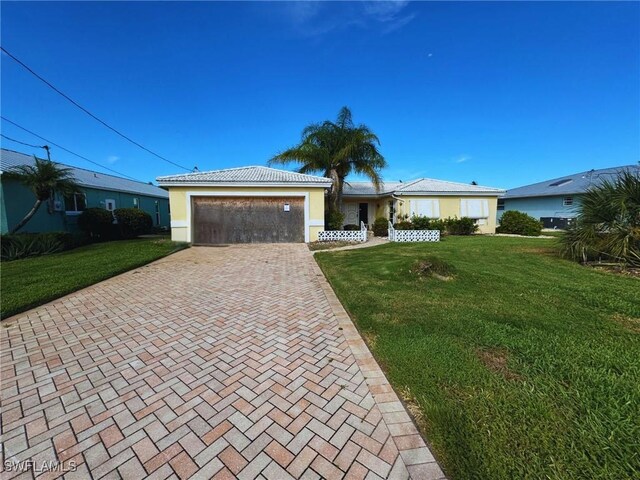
[611,314,640,334]
[410,257,455,281]
[476,348,522,381]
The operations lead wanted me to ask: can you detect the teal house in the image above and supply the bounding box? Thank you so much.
[1,148,170,234]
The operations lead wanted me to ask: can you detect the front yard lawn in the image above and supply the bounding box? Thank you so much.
[316,236,640,480]
[1,238,187,318]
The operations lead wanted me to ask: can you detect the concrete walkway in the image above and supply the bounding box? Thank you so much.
[1,245,443,479]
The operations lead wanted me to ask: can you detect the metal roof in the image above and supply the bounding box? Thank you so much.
[1,148,168,198]
[156,166,332,186]
[505,165,640,198]
[342,178,504,196]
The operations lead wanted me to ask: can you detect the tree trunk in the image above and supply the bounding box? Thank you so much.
[336,175,346,213]
[328,169,340,213]
[10,199,42,234]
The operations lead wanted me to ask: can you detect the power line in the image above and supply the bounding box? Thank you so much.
[1,46,191,172]
[0,133,45,150]
[1,116,143,181]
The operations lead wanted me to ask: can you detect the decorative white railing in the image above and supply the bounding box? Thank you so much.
[318,221,367,242]
[388,221,440,242]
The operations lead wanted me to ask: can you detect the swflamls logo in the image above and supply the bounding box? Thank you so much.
[3,459,78,473]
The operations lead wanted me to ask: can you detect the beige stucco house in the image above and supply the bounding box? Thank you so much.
[340,178,505,234]
[156,166,331,244]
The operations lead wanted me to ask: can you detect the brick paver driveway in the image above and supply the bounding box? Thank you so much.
[1,245,444,479]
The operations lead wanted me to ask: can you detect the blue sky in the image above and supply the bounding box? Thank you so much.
[1,1,638,189]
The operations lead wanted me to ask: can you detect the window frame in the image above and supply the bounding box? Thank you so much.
[64,192,87,215]
[563,196,573,207]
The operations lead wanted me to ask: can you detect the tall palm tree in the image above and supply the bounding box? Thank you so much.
[4,156,80,233]
[561,169,640,266]
[269,107,387,213]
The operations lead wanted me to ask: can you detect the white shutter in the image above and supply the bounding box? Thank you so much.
[460,199,489,219]
[411,200,440,219]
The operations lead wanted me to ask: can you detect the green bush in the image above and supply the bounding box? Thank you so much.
[445,217,478,235]
[411,215,432,230]
[429,219,448,233]
[497,210,542,236]
[114,208,153,239]
[0,232,88,261]
[372,217,389,236]
[325,210,345,230]
[78,208,114,238]
[343,224,359,231]
[393,221,413,230]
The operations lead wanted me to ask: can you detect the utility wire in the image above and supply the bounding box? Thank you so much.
[1,116,143,181]
[0,133,45,150]
[1,46,191,172]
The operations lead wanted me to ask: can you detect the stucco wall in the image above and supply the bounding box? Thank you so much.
[343,195,499,234]
[167,186,326,242]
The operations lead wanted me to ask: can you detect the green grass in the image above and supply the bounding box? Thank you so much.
[316,236,640,480]
[1,238,187,318]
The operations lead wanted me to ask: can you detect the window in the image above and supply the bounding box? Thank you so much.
[133,197,139,209]
[105,199,116,211]
[409,199,440,218]
[388,200,395,221]
[64,193,86,214]
[497,199,505,211]
[563,196,573,206]
[460,199,490,219]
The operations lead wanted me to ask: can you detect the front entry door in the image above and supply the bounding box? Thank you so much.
[358,203,369,225]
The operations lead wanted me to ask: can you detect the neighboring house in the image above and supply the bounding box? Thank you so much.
[341,178,505,234]
[156,166,332,244]
[500,165,640,229]
[1,148,170,234]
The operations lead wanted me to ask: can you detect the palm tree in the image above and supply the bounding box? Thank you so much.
[4,156,80,233]
[269,107,387,213]
[561,169,640,266]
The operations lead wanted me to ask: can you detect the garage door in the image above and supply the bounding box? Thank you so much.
[192,196,305,244]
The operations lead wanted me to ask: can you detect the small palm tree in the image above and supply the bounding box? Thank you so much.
[4,156,80,233]
[561,169,640,266]
[269,107,387,213]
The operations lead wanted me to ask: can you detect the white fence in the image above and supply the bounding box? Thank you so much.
[388,221,440,242]
[318,221,367,242]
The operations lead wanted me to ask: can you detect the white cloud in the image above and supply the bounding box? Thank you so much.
[454,155,471,164]
[279,1,415,37]
[106,155,119,164]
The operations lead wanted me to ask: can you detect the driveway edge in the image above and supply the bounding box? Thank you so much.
[309,256,447,480]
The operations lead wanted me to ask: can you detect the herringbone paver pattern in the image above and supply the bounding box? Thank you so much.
[1,245,444,479]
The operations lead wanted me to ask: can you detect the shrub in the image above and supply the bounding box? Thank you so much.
[78,208,114,238]
[372,217,389,236]
[411,215,432,230]
[114,208,153,239]
[497,210,542,236]
[446,217,478,235]
[393,221,413,230]
[325,210,345,231]
[429,219,448,233]
[343,224,359,231]
[0,232,82,261]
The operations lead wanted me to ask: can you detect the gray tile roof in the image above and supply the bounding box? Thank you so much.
[342,178,504,196]
[156,166,332,185]
[505,165,640,198]
[1,148,168,198]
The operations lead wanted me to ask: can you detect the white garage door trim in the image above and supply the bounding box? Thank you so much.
[183,191,311,242]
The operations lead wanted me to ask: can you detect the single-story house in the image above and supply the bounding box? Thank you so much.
[341,178,505,234]
[500,165,640,229]
[1,148,170,234]
[156,166,332,244]
[157,166,505,243]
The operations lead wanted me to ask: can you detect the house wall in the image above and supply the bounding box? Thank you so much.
[166,186,326,242]
[0,178,169,234]
[342,195,500,234]
[500,195,580,221]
